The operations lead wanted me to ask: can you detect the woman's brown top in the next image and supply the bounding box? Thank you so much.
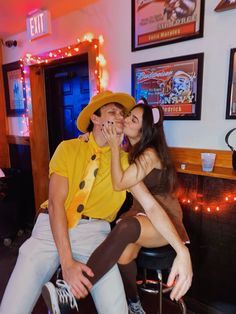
[130,168,189,243]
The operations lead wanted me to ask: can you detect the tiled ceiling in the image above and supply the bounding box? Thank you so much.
[0,0,97,38]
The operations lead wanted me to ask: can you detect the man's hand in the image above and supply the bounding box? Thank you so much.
[62,259,94,299]
[167,246,193,301]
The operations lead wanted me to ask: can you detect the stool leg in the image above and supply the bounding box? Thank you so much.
[157,270,162,314]
[143,268,147,286]
[178,298,187,314]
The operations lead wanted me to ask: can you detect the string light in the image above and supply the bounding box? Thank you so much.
[83,32,94,42]
[96,54,106,66]
[18,33,108,137]
[180,192,236,213]
[21,34,107,91]
[98,35,104,45]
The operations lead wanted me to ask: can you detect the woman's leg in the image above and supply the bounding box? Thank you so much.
[86,216,141,284]
[117,216,169,303]
[86,214,168,287]
[134,215,169,248]
[119,260,138,300]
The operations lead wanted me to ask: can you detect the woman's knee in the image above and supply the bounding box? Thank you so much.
[115,217,141,241]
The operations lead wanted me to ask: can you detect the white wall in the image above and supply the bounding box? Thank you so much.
[2,0,236,149]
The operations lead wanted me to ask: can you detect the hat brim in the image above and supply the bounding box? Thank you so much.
[77,92,135,133]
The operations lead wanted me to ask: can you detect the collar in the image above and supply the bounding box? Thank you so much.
[88,132,110,153]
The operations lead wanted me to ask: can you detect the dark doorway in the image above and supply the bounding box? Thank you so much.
[45,54,90,156]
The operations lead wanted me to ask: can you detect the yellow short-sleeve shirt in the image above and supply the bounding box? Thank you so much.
[40,133,129,228]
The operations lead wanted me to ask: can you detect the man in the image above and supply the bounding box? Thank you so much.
[0,91,135,314]
[1,90,192,314]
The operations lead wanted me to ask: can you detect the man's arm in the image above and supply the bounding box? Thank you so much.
[48,173,94,298]
[129,182,192,301]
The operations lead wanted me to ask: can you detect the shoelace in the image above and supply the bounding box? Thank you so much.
[56,279,79,311]
[128,299,146,314]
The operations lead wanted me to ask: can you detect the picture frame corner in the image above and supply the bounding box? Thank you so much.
[2,60,27,117]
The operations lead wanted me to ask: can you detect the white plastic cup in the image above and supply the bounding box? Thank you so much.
[201,153,216,172]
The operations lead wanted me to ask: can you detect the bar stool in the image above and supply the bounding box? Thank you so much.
[137,245,187,314]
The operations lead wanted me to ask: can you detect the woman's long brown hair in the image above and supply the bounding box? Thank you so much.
[127,104,177,194]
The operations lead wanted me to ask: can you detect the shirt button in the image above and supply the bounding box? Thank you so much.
[77,204,84,213]
[91,154,96,160]
[94,168,98,177]
[79,180,85,189]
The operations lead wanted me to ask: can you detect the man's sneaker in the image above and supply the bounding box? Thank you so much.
[42,279,78,314]
[128,298,146,314]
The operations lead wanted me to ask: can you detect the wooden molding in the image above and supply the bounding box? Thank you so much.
[0,48,10,168]
[7,135,30,145]
[170,147,236,180]
[170,147,232,168]
[29,64,50,210]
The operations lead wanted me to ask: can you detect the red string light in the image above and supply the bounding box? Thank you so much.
[180,193,236,213]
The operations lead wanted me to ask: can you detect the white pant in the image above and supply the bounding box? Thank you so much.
[0,213,128,314]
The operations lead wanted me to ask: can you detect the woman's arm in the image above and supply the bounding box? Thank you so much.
[102,123,160,190]
[129,182,193,301]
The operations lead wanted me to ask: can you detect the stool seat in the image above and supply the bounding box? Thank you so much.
[137,245,176,270]
[137,245,186,314]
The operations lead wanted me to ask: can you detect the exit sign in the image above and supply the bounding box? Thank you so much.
[26,10,51,41]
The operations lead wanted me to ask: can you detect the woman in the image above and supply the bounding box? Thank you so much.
[42,104,191,314]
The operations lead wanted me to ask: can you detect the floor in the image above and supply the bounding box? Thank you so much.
[0,231,195,314]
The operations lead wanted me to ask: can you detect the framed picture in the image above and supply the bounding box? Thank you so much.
[131,0,205,51]
[215,0,236,12]
[226,48,236,119]
[2,61,26,116]
[132,53,204,120]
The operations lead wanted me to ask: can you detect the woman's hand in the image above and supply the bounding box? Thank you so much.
[78,132,89,142]
[101,121,123,149]
[167,245,193,301]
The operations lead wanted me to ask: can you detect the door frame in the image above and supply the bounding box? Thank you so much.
[29,39,99,210]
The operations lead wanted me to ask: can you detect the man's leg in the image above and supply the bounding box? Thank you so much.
[70,219,128,314]
[0,213,59,314]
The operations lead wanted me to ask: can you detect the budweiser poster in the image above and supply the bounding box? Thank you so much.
[132,53,204,120]
[132,0,204,50]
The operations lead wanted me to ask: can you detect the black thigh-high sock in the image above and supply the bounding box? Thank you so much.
[118,261,139,301]
[86,217,141,285]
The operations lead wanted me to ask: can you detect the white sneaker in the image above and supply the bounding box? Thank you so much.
[128,298,146,314]
[42,279,78,314]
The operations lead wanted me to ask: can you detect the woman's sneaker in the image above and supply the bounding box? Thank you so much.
[42,279,78,314]
[128,298,146,314]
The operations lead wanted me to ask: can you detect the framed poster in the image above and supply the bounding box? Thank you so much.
[131,0,205,51]
[215,0,236,12]
[132,53,204,120]
[2,61,26,116]
[226,48,236,119]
